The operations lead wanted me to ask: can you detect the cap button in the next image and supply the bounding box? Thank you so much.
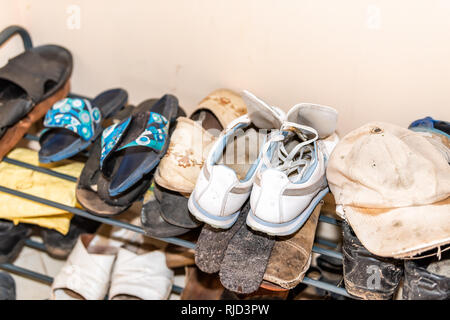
[370,127,383,134]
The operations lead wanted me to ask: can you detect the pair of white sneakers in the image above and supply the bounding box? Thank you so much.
[188,90,339,236]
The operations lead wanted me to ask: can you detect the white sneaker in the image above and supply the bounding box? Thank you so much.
[188,90,285,229]
[247,103,339,236]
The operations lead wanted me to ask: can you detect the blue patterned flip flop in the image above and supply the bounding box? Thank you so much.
[99,94,182,197]
[38,89,128,163]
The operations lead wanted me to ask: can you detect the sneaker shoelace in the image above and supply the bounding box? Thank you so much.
[262,122,318,182]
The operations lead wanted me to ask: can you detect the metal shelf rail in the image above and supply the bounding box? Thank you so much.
[0,25,353,300]
[0,135,352,299]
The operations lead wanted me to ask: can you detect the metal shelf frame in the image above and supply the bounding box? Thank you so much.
[0,25,352,300]
[0,139,350,299]
[0,25,33,50]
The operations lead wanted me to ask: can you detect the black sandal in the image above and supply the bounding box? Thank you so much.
[0,42,72,159]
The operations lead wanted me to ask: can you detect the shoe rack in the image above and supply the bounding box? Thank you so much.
[0,26,354,300]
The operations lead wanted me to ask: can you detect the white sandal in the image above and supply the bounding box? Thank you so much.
[109,249,174,300]
[51,234,117,300]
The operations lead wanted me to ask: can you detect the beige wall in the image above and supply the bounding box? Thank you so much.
[1,0,449,135]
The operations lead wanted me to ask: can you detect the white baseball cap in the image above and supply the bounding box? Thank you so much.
[327,122,450,258]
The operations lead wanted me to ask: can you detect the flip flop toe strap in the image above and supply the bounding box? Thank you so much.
[100,116,132,169]
[43,98,102,141]
[100,112,169,169]
[117,112,169,152]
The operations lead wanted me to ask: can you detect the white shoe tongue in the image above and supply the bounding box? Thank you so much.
[287,103,338,139]
[241,90,284,129]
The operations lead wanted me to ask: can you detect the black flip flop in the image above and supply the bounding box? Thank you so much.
[76,136,131,216]
[140,195,192,238]
[141,183,200,238]
[0,45,72,139]
[153,183,202,229]
[77,100,185,217]
[76,105,146,216]
[39,88,128,163]
[100,95,183,197]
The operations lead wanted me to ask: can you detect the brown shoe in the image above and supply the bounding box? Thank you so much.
[262,203,322,290]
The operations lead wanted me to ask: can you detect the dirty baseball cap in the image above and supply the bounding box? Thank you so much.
[327,122,450,258]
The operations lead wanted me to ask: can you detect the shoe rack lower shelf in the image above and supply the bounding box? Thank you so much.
[0,135,353,300]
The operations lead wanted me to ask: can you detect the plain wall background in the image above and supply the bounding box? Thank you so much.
[1,0,449,135]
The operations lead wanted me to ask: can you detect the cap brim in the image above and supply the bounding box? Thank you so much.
[343,198,450,258]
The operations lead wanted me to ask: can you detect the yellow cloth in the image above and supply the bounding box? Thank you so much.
[0,148,84,234]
